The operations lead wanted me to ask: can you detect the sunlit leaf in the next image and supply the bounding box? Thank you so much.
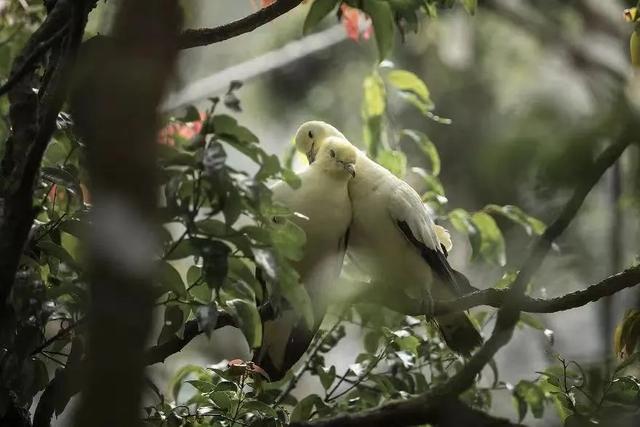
[387,70,431,106]
[471,211,506,266]
[376,149,406,178]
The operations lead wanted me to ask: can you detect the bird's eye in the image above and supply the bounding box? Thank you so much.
[329,149,336,158]
[308,131,313,138]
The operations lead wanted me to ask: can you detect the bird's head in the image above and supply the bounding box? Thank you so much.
[314,136,357,178]
[294,121,345,164]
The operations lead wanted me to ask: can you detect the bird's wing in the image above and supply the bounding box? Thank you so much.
[387,180,477,296]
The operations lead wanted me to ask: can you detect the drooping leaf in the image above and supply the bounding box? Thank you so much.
[376,149,407,178]
[303,0,342,34]
[156,261,187,297]
[291,394,324,422]
[402,129,440,176]
[227,299,262,348]
[471,211,507,266]
[200,240,231,289]
[362,0,395,60]
[317,366,336,390]
[461,0,477,15]
[387,70,431,107]
[484,204,546,236]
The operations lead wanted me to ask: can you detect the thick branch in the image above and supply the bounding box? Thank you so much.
[290,397,524,427]
[177,0,304,49]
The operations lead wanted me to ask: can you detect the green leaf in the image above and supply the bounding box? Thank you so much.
[282,168,302,189]
[164,239,197,260]
[402,130,440,176]
[362,72,386,157]
[227,299,262,348]
[376,149,406,178]
[362,73,386,118]
[291,394,324,422]
[395,335,420,355]
[514,381,545,419]
[241,400,278,418]
[471,211,506,266]
[448,208,481,258]
[157,261,186,297]
[603,377,640,407]
[256,154,281,181]
[190,278,212,304]
[211,114,258,144]
[364,330,381,353]
[41,166,82,197]
[303,0,341,34]
[461,0,477,15]
[177,105,201,122]
[37,241,78,268]
[210,390,233,410]
[362,0,395,60]
[483,204,546,236]
[519,313,545,331]
[387,70,431,106]
[196,219,229,236]
[223,187,242,225]
[317,366,336,390]
[186,379,215,393]
[269,219,307,261]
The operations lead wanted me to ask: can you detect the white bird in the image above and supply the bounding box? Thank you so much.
[294,121,481,355]
[253,136,357,380]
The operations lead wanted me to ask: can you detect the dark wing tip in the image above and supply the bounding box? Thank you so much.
[396,220,475,297]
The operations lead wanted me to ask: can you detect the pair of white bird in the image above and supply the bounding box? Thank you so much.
[252,121,481,381]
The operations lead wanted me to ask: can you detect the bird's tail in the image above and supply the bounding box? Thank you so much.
[252,311,322,382]
[435,312,482,356]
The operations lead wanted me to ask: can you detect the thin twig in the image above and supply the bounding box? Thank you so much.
[177,0,304,49]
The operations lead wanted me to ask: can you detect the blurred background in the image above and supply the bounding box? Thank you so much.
[57,1,639,425]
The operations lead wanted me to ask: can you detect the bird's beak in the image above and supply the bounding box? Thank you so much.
[343,162,356,178]
[307,148,316,164]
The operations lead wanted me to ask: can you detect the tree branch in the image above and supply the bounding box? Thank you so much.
[369,264,640,317]
[144,314,233,365]
[290,397,525,427]
[177,0,304,50]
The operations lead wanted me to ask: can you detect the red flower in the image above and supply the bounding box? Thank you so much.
[340,4,372,42]
[158,112,206,146]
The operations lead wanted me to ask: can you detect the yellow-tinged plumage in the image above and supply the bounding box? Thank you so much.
[253,137,356,381]
[294,121,481,355]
